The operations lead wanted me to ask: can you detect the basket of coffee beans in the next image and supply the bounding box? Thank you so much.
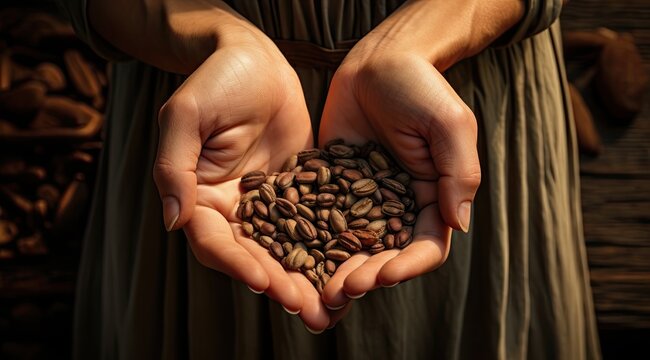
[237,140,416,293]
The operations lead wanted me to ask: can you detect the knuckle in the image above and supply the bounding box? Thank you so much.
[158,92,199,127]
[152,157,175,186]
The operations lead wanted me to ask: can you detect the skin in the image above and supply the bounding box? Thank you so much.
[89,0,525,332]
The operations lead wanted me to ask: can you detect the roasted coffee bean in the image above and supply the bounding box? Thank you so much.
[324,138,345,150]
[325,248,351,261]
[295,171,317,183]
[369,151,390,170]
[351,179,378,197]
[270,241,284,259]
[285,219,301,241]
[305,269,319,284]
[329,208,348,233]
[368,243,385,254]
[317,229,332,242]
[351,229,379,247]
[316,193,336,207]
[275,198,297,217]
[241,222,254,236]
[337,178,351,194]
[342,169,363,182]
[296,203,316,222]
[366,205,385,220]
[298,184,312,195]
[335,194,346,208]
[333,158,358,168]
[348,218,370,229]
[241,170,266,190]
[253,232,261,241]
[371,189,383,205]
[379,188,400,202]
[260,222,276,236]
[396,229,413,248]
[237,200,254,220]
[357,159,374,178]
[343,193,358,209]
[304,239,323,248]
[381,178,407,195]
[325,260,337,275]
[323,239,338,252]
[259,235,274,249]
[251,215,265,229]
[394,172,411,186]
[283,187,300,205]
[282,242,294,254]
[297,148,321,164]
[297,217,318,240]
[241,189,260,203]
[265,175,278,188]
[331,165,345,177]
[302,255,316,270]
[317,166,331,186]
[337,231,362,252]
[315,261,325,276]
[384,234,395,249]
[253,200,269,219]
[382,200,405,217]
[401,196,415,212]
[388,217,403,232]
[275,172,295,190]
[321,273,331,285]
[373,169,394,181]
[303,158,330,171]
[350,197,373,218]
[282,155,298,172]
[367,220,388,238]
[319,184,340,194]
[276,232,291,244]
[259,183,276,204]
[300,193,317,207]
[286,247,308,270]
[316,220,329,230]
[269,203,281,223]
[310,249,325,264]
[402,212,416,225]
[329,144,355,158]
[316,208,330,222]
[316,279,325,294]
[294,241,308,252]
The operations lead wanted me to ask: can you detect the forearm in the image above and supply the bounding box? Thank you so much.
[88,0,264,74]
[349,0,525,71]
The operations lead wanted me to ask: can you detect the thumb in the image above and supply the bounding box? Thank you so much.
[429,103,481,233]
[153,94,201,231]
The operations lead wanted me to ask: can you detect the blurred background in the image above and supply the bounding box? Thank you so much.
[0,0,647,359]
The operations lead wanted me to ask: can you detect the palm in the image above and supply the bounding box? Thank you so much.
[318,57,458,307]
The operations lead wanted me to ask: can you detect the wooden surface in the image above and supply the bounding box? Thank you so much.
[561,0,650,330]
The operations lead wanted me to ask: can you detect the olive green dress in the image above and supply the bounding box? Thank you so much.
[60,0,601,359]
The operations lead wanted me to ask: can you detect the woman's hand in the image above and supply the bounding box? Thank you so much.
[318,0,524,310]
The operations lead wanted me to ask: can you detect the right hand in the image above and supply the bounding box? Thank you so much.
[152,28,334,330]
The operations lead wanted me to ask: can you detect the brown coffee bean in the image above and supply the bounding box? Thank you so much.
[325,260,337,275]
[396,229,413,248]
[369,151,390,170]
[316,208,330,222]
[251,215,265,229]
[351,178,378,197]
[379,188,400,202]
[356,159,374,178]
[388,217,403,232]
[285,219,301,241]
[371,189,383,205]
[295,242,308,251]
[241,222,254,236]
[302,255,316,270]
[350,197,373,218]
[286,247,308,270]
[317,193,336,207]
[297,148,321,164]
[305,269,319,284]
[304,239,323,248]
[348,218,370,229]
[297,217,318,240]
[260,222,276,236]
[343,193,358,209]
[319,184,340,194]
[310,249,325,264]
[295,171,317,183]
[292,165,304,173]
[384,234,395,249]
[373,169,394,181]
[366,206,385,220]
[324,138,345,150]
[331,165,345,177]
[241,189,260,203]
[253,200,269,219]
[329,144,355,158]
[265,175,278,188]
[336,178,351,194]
[237,200,254,220]
[325,249,351,261]
[268,203,281,223]
[333,158,358,168]
[394,172,411,186]
[283,187,300,205]
[296,203,316,222]
[298,184,313,195]
[275,172,295,190]
[241,170,266,190]
[316,220,329,230]
[321,273,331,285]
[351,229,379,247]
[402,212,416,225]
[317,166,331,186]
[381,178,407,195]
[276,232,291,244]
[275,198,297,217]
[326,209,345,234]
[334,194,345,208]
[323,239,338,252]
[317,229,333,242]
[382,200,405,217]
[366,220,387,237]
[282,155,298,172]
[300,193,317,207]
[270,241,284,259]
[337,231,362,252]
[368,243,385,254]
[315,261,325,276]
[253,232,261,241]
[259,183,276,204]
[401,196,415,212]
[316,279,324,294]
[342,169,363,182]
[303,158,330,171]
[282,242,294,254]
[259,235,274,248]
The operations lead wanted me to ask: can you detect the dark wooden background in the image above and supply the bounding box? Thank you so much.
[561,0,650,356]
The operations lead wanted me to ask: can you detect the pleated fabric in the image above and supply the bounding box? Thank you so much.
[59,1,600,359]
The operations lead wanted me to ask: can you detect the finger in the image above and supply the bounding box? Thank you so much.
[321,253,370,309]
[426,72,481,232]
[184,206,269,291]
[154,93,202,231]
[235,231,303,313]
[377,205,451,286]
[287,272,331,333]
[342,249,400,296]
[327,301,353,330]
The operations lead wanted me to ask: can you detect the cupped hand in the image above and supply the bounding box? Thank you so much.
[152,33,332,330]
[318,47,480,309]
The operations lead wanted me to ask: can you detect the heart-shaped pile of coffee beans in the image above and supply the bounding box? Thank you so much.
[237,140,416,293]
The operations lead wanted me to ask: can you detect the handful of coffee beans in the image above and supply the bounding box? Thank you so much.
[237,140,416,293]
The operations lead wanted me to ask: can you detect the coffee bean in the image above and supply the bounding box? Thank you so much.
[292,165,303,173]
[351,178,378,197]
[331,165,345,177]
[319,184,340,194]
[369,151,390,170]
[337,231,362,252]
[241,189,260,203]
[368,243,385,254]
[342,169,363,182]
[303,158,330,171]
[388,217,403,232]
[316,193,336,207]
[259,183,276,204]
[371,189,383,205]
[321,273,331,285]
[310,249,325,264]
[402,212,416,225]
[301,193,317,207]
[366,220,387,237]
[259,235,274,249]
[316,220,329,230]
[275,198,297,217]
[379,188,400,202]
[282,242,293,254]
[297,217,318,240]
[282,155,298,172]
[305,269,319,284]
[329,144,355,158]
[329,208,348,234]
[356,159,374,178]
[337,178,351,194]
[335,194,346,208]
[265,175,278,188]
[283,187,300,205]
[275,172,295,190]
[296,171,317,183]
[317,166,331,186]
[325,248,351,261]
[297,148,321,164]
[348,218,370,230]
[366,205,385,220]
[333,158,358,168]
[343,193,358,209]
[384,234,395,249]
[285,219,301,241]
[317,229,332,242]
[241,222,254,236]
[270,241,284,259]
[304,239,323,248]
[286,247,308,270]
[268,203,281,223]
[325,260,337,275]
[316,208,330,222]
[401,196,415,212]
[394,172,411,186]
[324,138,344,150]
[241,170,266,190]
[260,222,276,236]
[381,178,406,195]
[276,232,290,244]
[350,197,373,218]
[382,200,405,217]
[373,169,394,181]
[302,255,316,270]
[323,239,338,252]
[298,184,312,195]
[351,229,379,247]
[315,261,325,276]
[396,229,412,248]
[253,200,269,219]
[296,203,316,222]
[251,215,265,229]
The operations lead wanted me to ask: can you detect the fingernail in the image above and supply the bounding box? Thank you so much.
[382,281,400,288]
[305,325,324,335]
[247,285,264,294]
[458,201,472,233]
[282,305,300,315]
[163,196,180,231]
[345,292,366,300]
[325,303,346,311]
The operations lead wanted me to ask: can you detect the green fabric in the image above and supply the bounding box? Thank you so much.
[60,1,601,359]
